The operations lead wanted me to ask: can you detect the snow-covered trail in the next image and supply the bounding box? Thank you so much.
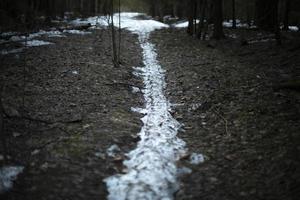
[104,13,187,200]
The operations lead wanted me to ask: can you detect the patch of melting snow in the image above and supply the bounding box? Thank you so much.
[131,86,141,94]
[174,20,199,28]
[173,19,251,29]
[1,48,24,55]
[22,40,53,47]
[131,107,147,114]
[63,29,92,35]
[104,13,192,200]
[189,153,205,165]
[0,166,24,193]
[1,32,18,37]
[9,30,63,42]
[288,26,299,32]
[106,144,121,158]
[71,70,79,75]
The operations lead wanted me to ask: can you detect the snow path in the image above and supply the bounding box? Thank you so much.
[104,13,187,200]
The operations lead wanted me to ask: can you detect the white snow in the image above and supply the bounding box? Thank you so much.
[63,29,92,35]
[174,20,200,28]
[104,13,188,200]
[174,21,189,28]
[288,26,299,32]
[131,86,140,93]
[189,153,205,165]
[71,13,169,34]
[1,32,18,37]
[22,40,53,47]
[70,16,109,27]
[1,48,24,55]
[0,166,24,193]
[9,30,63,43]
[223,20,250,28]
[71,70,79,75]
[10,35,27,42]
[173,19,255,29]
[106,144,121,157]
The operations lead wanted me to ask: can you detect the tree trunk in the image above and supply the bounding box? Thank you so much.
[95,0,99,14]
[197,0,207,39]
[187,0,195,35]
[256,0,281,44]
[256,0,278,31]
[232,0,236,28]
[212,0,224,39]
[283,0,291,30]
[110,0,119,67]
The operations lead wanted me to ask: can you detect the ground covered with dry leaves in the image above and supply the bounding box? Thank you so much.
[151,28,300,200]
[1,29,143,200]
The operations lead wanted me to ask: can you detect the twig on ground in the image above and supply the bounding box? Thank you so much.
[105,81,143,90]
[213,108,230,136]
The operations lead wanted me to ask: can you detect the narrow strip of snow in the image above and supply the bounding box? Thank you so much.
[63,30,92,35]
[0,166,24,193]
[9,30,63,43]
[1,48,24,55]
[104,13,188,200]
[174,20,199,28]
[173,19,255,29]
[22,40,53,47]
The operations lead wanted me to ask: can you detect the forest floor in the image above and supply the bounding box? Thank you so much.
[151,28,300,200]
[0,28,144,200]
[0,23,300,200]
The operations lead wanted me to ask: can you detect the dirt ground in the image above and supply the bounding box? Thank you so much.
[0,25,299,200]
[151,28,300,200]
[0,29,143,200]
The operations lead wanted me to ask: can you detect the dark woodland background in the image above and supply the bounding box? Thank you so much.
[0,0,299,34]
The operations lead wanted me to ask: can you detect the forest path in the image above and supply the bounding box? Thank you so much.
[1,12,299,200]
[105,13,192,200]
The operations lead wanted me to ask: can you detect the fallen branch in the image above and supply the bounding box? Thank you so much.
[105,81,143,90]
[213,108,230,136]
[3,114,82,125]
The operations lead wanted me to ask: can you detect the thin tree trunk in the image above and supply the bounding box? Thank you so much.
[213,0,224,39]
[95,0,99,14]
[246,1,251,27]
[283,0,291,30]
[187,0,195,35]
[256,0,281,44]
[197,0,206,39]
[232,0,236,28]
[118,0,121,64]
[110,0,118,67]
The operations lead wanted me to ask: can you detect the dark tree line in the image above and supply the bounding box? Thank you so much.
[0,0,114,30]
[1,0,299,41]
[143,0,300,41]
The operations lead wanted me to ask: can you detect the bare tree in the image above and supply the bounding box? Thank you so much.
[255,0,281,45]
[109,0,119,67]
[212,0,225,39]
[283,0,291,30]
[232,0,236,28]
